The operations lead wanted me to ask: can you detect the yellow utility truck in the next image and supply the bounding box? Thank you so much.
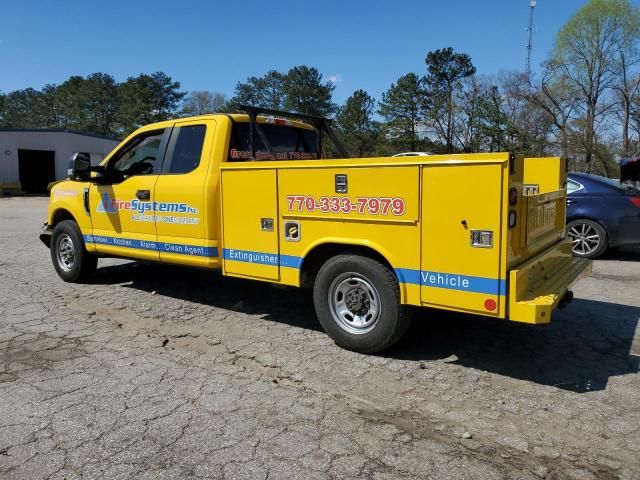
[40,106,591,352]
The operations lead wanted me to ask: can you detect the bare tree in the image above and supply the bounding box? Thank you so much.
[614,51,640,155]
[524,65,580,160]
[182,91,227,116]
[552,0,640,171]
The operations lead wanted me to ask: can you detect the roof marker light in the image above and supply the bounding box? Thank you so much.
[264,116,291,126]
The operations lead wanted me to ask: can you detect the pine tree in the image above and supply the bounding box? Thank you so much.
[378,73,428,152]
[336,89,379,157]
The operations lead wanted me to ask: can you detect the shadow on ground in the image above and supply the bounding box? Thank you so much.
[93,261,640,394]
[93,261,321,332]
[599,246,640,262]
[396,301,639,393]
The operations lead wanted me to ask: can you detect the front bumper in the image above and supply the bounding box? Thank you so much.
[39,223,53,248]
[508,239,592,324]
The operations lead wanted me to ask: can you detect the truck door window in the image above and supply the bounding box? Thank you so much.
[164,125,206,174]
[109,130,166,176]
[228,122,318,161]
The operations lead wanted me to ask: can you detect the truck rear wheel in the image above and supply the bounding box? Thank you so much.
[50,220,97,282]
[313,254,411,353]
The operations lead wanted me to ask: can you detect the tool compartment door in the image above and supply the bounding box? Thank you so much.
[221,168,279,280]
[420,164,504,315]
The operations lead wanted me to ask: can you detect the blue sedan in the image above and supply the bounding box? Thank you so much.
[566,173,640,258]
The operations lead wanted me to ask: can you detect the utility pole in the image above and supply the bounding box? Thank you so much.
[526,0,537,84]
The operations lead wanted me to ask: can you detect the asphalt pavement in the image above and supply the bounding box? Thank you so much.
[1,196,639,479]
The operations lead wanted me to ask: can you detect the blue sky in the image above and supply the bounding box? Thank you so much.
[0,1,621,104]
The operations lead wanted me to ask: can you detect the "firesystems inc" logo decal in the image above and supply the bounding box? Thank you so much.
[96,192,198,214]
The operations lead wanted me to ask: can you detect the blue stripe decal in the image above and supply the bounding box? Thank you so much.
[222,248,303,269]
[82,237,502,293]
[83,235,218,258]
[395,268,506,296]
[280,254,303,269]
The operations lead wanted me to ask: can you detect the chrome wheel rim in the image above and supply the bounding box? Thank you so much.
[568,223,600,256]
[56,234,75,272]
[328,273,380,335]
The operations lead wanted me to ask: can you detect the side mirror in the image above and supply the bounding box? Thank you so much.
[68,152,91,181]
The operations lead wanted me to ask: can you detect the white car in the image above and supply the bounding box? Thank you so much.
[392,152,433,157]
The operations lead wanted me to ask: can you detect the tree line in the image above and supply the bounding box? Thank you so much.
[1,0,638,176]
[0,72,185,137]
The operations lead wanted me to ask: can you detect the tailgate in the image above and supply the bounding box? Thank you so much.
[508,239,591,324]
[507,156,568,266]
[521,188,566,252]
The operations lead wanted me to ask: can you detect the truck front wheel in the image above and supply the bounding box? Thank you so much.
[50,220,97,282]
[313,255,411,353]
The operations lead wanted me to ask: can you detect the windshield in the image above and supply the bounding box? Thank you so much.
[228,122,319,161]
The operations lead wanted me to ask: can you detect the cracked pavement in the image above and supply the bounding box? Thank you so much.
[1,196,640,479]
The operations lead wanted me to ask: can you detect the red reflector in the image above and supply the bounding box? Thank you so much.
[630,197,640,208]
[484,299,497,311]
[509,187,518,205]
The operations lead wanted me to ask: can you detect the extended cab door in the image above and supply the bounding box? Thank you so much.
[154,119,219,267]
[87,128,170,260]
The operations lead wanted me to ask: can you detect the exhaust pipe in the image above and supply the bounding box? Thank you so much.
[558,290,574,310]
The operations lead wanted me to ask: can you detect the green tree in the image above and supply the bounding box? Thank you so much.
[181,91,227,116]
[378,73,428,152]
[425,47,476,153]
[1,88,52,128]
[0,91,5,126]
[229,66,336,116]
[40,84,65,128]
[116,72,185,135]
[229,70,285,110]
[336,89,379,157]
[55,73,118,135]
[458,76,484,153]
[282,66,336,116]
[553,0,640,171]
[82,73,119,135]
[53,76,84,128]
[475,85,511,152]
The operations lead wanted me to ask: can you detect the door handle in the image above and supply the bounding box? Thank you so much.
[136,190,151,200]
[566,198,574,205]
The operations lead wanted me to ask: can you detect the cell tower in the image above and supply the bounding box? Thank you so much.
[526,0,537,84]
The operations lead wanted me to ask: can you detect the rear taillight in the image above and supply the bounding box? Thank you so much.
[630,196,640,208]
[509,187,518,205]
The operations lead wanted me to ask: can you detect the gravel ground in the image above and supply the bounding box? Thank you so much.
[1,196,639,480]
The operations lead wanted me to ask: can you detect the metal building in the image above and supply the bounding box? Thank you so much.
[0,129,119,194]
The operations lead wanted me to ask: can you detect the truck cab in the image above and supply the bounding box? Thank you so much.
[41,108,591,353]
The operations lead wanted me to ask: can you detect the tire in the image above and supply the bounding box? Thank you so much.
[313,254,412,353]
[566,219,608,259]
[50,220,97,282]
